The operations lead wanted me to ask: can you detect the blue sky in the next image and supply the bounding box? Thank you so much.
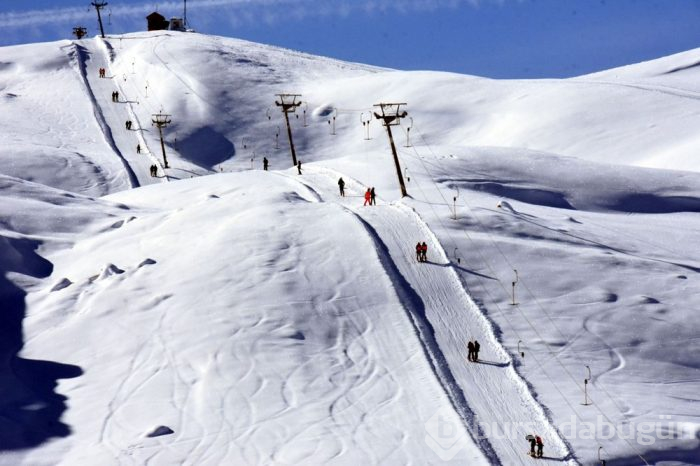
[0,0,698,78]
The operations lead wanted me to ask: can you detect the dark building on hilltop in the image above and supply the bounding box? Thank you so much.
[147,12,169,31]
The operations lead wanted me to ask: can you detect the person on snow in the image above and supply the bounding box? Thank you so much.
[370,187,376,205]
[416,242,422,262]
[338,177,345,197]
[136,143,141,154]
[420,242,428,262]
[364,188,371,206]
[473,339,480,362]
[297,160,302,175]
[467,341,475,361]
[536,435,543,458]
[527,435,536,457]
[263,157,268,171]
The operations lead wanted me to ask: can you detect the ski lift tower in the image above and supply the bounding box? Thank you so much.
[72,26,88,39]
[374,103,409,197]
[91,1,108,38]
[275,94,302,167]
[152,112,172,168]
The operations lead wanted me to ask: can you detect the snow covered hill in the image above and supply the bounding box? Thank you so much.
[1,31,699,465]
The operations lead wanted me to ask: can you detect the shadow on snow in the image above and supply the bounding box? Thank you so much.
[0,235,82,450]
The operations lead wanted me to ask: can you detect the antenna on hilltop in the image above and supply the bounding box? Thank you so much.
[184,0,187,27]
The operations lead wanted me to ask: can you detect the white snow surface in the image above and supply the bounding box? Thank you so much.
[1,31,699,465]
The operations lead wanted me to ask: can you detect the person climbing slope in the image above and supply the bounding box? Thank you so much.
[338,177,345,197]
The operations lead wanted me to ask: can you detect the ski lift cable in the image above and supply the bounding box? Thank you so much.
[406,123,650,465]
[407,125,641,411]
[394,128,590,435]
[402,143,632,465]
[390,134,610,466]
[386,145,516,438]
[396,120,628,460]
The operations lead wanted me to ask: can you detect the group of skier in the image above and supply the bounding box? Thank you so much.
[415,242,428,262]
[125,120,134,130]
[364,187,376,205]
[527,434,544,458]
[98,67,106,78]
[149,164,158,177]
[111,90,120,102]
[333,178,375,204]
[467,340,480,362]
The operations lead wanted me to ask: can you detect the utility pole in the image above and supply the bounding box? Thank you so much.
[275,94,301,166]
[152,112,172,168]
[184,0,187,27]
[374,103,408,197]
[91,1,108,38]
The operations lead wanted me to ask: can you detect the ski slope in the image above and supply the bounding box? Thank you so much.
[1,31,700,465]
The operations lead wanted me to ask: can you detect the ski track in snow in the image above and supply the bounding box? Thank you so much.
[65,41,139,191]
[277,167,578,465]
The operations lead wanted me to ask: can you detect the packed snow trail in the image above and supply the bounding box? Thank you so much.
[281,166,577,465]
[77,38,162,188]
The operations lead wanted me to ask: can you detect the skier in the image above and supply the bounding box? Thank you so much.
[263,157,268,171]
[297,160,302,175]
[338,177,345,197]
[111,91,115,102]
[136,144,141,154]
[364,188,371,206]
[467,341,475,362]
[370,187,376,205]
[473,339,480,362]
[421,242,428,262]
[527,435,536,457]
[536,435,543,458]
[115,91,119,102]
[416,242,422,262]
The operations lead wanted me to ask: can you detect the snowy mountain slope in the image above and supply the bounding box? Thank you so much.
[1,31,699,465]
[16,173,489,466]
[0,42,133,196]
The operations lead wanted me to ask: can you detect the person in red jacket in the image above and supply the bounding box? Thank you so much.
[421,242,428,262]
[364,188,371,206]
[535,435,543,458]
[415,242,422,262]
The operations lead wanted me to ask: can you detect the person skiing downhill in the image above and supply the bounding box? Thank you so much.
[364,188,371,206]
[338,177,345,197]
